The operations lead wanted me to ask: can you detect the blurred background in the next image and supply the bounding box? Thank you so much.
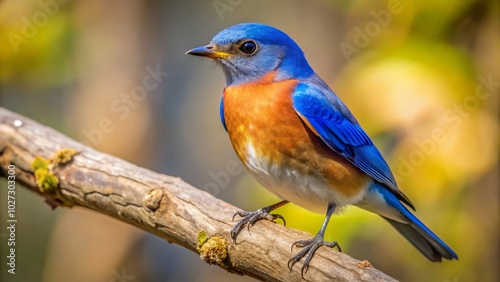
[0,0,498,281]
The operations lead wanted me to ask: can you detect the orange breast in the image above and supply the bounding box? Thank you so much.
[223,73,369,198]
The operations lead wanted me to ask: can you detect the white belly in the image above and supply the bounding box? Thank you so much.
[245,143,368,214]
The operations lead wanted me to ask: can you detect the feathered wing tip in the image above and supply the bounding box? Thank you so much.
[357,184,458,262]
[383,216,458,261]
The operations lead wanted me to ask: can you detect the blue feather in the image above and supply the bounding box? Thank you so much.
[372,184,458,261]
[211,23,314,85]
[292,80,414,208]
[220,97,227,131]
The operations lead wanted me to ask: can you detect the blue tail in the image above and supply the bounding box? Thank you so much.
[356,184,458,262]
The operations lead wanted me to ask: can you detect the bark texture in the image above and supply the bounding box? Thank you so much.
[0,107,396,282]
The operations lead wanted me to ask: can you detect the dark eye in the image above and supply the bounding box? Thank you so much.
[239,41,257,54]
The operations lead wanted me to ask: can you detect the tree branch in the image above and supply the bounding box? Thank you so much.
[0,107,396,282]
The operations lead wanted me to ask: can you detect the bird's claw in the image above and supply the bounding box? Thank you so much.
[230,208,286,241]
[288,235,341,277]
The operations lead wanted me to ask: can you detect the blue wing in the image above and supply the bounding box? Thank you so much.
[220,97,227,131]
[292,81,414,209]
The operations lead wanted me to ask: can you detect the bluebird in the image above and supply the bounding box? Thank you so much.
[186,23,458,275]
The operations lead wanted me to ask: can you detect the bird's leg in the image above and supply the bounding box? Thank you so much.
[230,200,289,241]
[288,203,341,277]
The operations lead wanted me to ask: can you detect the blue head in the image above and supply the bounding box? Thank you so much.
[186,23,314,86]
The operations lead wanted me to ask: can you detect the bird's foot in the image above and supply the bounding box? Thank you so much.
[230,208,286,241]
[288,235,341,277]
